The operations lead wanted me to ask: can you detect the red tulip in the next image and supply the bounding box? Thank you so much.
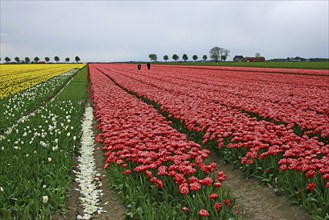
[199,209,210,217]
[209,193,219,200]
[190,182,202,191]
[123,170,131,175]
[307,183,316,191]
[214,202,222,212]
[224,199,232,206]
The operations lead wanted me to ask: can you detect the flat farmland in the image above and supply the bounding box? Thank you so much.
[0,64,89,219]
[159,61,329,70]
[92,63,329,219]
[1,63,328,219]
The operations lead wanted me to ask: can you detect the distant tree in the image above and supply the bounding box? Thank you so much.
[65,57,70,63]
[25,57,30,63]
[221,50,230,61]
[209,47,230,62]
[163,55,169,62]
[172,54,179,62]
[34,57,40,63]
[75,56,80,63]
[45,57,50,63]
[15,57,20,63]
[5,57,11,63]
[209,47,222,62]
[182,54,188,62]
[192,55,198,62]
[54,56,60,63]
[149,54,157,62]
[202,55,207,61]
[255,53,261,58]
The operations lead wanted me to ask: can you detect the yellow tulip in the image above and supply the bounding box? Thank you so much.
[0,64,85,100]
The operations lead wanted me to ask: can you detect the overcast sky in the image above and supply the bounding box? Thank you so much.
[1,0,328,62]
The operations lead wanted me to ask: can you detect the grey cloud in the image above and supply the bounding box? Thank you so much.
[1,1,328,62]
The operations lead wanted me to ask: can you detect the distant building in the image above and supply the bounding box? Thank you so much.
[268,58,286,62]
[233,55,265,62]
[268,57,310,62]
[233,55,245,62]
[289,57,306,62]
[246,57,265,62]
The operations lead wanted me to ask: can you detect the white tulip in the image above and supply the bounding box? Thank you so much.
[42,195,48,204]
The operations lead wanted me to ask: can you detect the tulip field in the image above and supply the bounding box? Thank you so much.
[90,63,329,219]
[89,65,239,219]
[0,64,88,219]
[0,64,85,100]
[0,63,329,219]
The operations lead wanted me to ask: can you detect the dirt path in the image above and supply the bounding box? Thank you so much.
[210,154,311,220]
[91,123,126,220]
[52,112,126,220]
[85,82,126,220]
[52,78,126,220]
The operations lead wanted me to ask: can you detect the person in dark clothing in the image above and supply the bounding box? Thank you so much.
[147,62,151,70]
[137,64,141,70]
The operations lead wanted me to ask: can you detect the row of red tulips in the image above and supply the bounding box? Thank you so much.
[107,64,329,139]
[89,64,240,219]
[96,64,329,217]
[174,65,329,76]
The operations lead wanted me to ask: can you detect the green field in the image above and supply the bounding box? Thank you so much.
[155,61,329,70]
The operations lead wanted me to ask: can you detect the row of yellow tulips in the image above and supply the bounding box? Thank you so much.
[0,64,85,100]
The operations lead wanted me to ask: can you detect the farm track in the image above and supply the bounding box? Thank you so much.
[53,73,126,220]
[0,70,78,141]
[99,69,311,220]
[212,156,310,220]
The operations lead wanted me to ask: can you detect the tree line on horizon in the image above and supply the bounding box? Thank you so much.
[0,56,81,64]
[149,47,230,62]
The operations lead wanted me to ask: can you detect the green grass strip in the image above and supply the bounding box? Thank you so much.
[153,61,329,70]
[0,65,88,219]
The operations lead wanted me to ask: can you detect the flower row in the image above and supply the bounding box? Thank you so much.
[105,64,329,180]
[89,64,240,219]
[0,64,85,100]
[0,68,80,132]
[177,65,329,76]
[107,64,329,139]
[0,66,88,219]
[95,63,329,217]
